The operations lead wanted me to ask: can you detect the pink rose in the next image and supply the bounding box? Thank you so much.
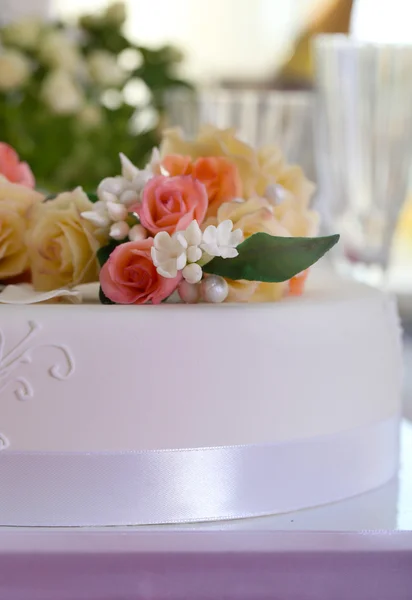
[0,143,35,188]
[139,175,208,235]
[100,238,181,305]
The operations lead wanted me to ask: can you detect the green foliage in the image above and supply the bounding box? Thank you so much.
[203,233,340,282]
[96,238,127,268]
[86,193,99,203]
[96,235,129,305]
[0,2,192,192]
[99,285,116,304]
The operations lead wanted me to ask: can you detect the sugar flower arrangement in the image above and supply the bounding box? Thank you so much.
[0,126,338,304]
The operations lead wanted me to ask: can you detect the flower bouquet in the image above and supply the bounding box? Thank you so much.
[0,125,338,304]
[0,2,190,192]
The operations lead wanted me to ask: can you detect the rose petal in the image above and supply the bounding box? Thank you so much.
[140,175,208,235]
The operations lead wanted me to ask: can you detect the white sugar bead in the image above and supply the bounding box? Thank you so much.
[99,190,118,204]
[120,190,139,206]
[182,263,202,284]
[81,210,110,228]
[109,221,130,240]
[98,177,125,197]
[178,280,200,303]
[129,224,148,242]
[187,245,202,263]
[107,201,128,221]
[201,275,229,303]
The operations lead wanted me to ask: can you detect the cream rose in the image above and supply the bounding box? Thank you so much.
[272,196,319,238]
[160,125,258,197]
[160,126,316,207]
[39,31,82,73]
[41,70,84,115]
[2,18,42,50]
[87,51,126,87]
[0,50,30,91]
[104,1,127,26]
[257,146,315,207]
[204,198,289,302]
[27,188,102,291]
[0,179,44,280]
[205,163,318,239]
[78,104,103,129]
[207,197,289,238]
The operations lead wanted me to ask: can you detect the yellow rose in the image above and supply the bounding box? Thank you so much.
[0,50,31,91]
[41,70,84,115]
[0,179,44,280]
[225,278,286,303]
[204,198,289,302]
[161,126,319,302]
[160,126,316,206]
[256,146,315,204]
[272,196,319,238]
[39,31,82,74]
[254,149,319,237]
[2,18,42,50]
[104,1,127,26]
[27,188,102,291]
[208,197,289,238]
[161,125,259,197]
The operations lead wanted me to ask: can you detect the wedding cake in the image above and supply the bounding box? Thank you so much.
[0,127,402,526]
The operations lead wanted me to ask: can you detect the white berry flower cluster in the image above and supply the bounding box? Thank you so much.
[81,150,160,241]
[151,220,243,285]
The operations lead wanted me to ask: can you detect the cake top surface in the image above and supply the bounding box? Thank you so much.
[0,270,391,313]
[0,125,339,306]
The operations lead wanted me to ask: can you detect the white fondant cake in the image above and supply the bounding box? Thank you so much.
[0,126,402,527]
[0,273,403,526]
[0,274,402,452]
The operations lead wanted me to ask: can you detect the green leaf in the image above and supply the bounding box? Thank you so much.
[97,243,115,268]
[97,242,118,304]
[203,233,340,282]
[97,238,129,268]
[97,242,117,268]
[99,286,116,305]
[86,192,98,203]
[126,212,140,226]
[44,193,57,201]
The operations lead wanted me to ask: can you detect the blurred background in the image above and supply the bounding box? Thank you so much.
[0,0,410,343]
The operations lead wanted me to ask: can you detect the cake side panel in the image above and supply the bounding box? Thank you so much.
[0,292,402,452]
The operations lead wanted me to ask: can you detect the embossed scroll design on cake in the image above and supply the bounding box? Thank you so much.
[0,432,9,450]
[0,320,74,401]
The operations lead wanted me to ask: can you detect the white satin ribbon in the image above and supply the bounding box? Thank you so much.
[0,415,399,526]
